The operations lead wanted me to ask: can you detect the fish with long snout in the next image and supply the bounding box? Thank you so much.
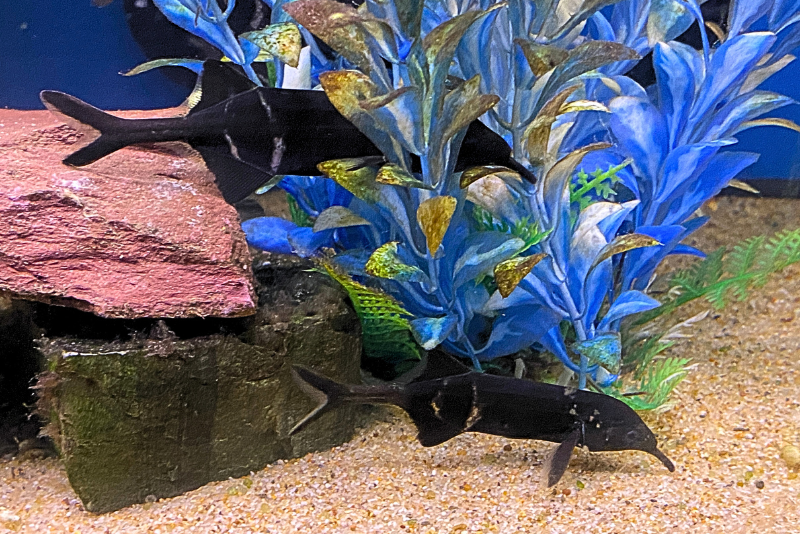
[290,364,675,487]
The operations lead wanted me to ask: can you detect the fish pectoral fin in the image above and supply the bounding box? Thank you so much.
[416,420,465,447]
[542,428,582,488]
[404,405,465,447]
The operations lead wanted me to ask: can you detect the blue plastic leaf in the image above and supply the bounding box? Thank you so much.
[665,152,759,226]
[362,86,424,154]
[538,326,581,373]
[647,0,695,45]
[728,0,772,36]
[243,217,299,254]
[669,41,705,96]
[153,0,245,64]
[654,141,732,210]
[569,201,633,292]
[588,11,615,42]
[410,314,458,350]
[688,32,777,126]
[653,42,695,148]
[453,232,525,289]
[572,333,621,371]
[621,224,685,290]
[538,143,611,269]
[678,0,709,62]
[701,91,795,142]
[765,19,800,69]
[671,243,706,257]
[608,97,668,186]
[597,290,661,332]
[286,226,334,257]
[771,1,800,30]
[475,306,562,361]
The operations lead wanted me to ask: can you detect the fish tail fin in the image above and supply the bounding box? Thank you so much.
[289,366,372,436]
[40,90,130,166]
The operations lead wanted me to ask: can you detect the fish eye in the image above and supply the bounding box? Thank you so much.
[626,430,639,442]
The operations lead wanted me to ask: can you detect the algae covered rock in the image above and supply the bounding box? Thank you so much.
[37,252,361,513]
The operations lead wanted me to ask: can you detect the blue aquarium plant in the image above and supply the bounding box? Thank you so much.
[143,0,800,402]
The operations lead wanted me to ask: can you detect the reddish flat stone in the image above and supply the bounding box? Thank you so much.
[0,108,256,318]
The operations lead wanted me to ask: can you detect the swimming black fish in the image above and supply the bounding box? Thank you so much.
[39,60,534,205]
[290,364,675,487]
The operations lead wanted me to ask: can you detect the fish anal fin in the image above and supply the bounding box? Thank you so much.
[193,144,276,204]
[542,427,582,488]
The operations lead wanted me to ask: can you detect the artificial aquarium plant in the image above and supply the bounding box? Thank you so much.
[143,0,800,406]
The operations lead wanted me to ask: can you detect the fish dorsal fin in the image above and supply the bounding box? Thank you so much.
[190,60,258,114]
[542,427,582,488]
[412,350,473,383]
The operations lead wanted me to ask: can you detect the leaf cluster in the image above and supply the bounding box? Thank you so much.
[472,205,550,252]
[322,264,422,379]
[637,228,800,325]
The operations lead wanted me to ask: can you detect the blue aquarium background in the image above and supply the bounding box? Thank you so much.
[2,0,799,181]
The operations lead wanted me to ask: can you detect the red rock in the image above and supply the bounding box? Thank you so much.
[0,108,256,318]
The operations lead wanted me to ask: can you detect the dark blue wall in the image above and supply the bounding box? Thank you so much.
[736,63,800,180]
[2,0,188,110]
[2,1,799,178]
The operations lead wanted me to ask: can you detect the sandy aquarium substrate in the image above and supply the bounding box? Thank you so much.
[2,196,800,534]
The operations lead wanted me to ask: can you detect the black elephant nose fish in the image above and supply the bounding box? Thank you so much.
[289,362,675,487]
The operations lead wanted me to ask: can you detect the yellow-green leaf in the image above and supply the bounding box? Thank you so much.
[515,39,569,76]
[589,233,662,272]
[494,253,547,298]
[317,158,380,202]
[240,23,302,68]
[365,242,424,281]
[422,4,505,73]
[465,173,519,221]
[313,206,370,232]
[739,118,800,134]
[727,179,759,194]
[122,58,204,76]
[460,165,518,189]
[559,100,609,114]
[377,164,429,189]
[440,75,500,147]
[319,70,381,121]
[283,0,373,74]
[524,85,580,164]
[417,196,457,255]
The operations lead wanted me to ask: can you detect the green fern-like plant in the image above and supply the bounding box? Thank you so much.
[287,194,315,227]
[570,160,630,211]
[635,227,800,325]
[604,356,692,412]
[323,264,422,379]
[472,205,551,252]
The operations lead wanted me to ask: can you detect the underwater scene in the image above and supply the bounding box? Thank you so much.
[2,0,800,532]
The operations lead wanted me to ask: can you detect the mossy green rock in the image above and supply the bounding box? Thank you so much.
[38,253,361,513]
